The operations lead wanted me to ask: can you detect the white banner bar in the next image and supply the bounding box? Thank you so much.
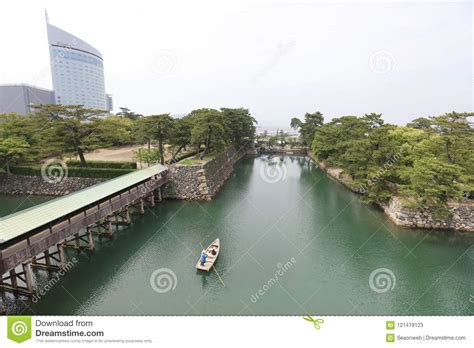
[0,316,472,347]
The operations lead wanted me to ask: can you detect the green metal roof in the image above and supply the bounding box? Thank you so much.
[0,164,167,244]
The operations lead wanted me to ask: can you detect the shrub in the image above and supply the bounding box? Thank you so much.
[9,166,135,179]
[66,160,137,169]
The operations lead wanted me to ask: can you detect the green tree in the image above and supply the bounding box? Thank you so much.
[363,113,384,129]
[190,108,229,159]
[0,137,30,174]
[169,115,192,162]
[148,114,174,164]
[221,108,257,145]
[116,107,142,120]
[406,117,432,130]
[290,111,324,146]
[134,148,161,167]
[31,104,105,166]
[312,116,368,165]
[133,116,154,149]
[290,117,303,130]
[409,158,464,210]
[94,116,132,147]
[430,111,474,165]
[310,111,473,211]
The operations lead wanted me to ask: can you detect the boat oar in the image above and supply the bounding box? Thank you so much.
[200,241,225,287]
[213,265,225,287]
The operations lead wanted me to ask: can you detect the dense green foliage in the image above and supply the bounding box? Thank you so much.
[0,105,256,172]
[10,165,134,178]
[291,111,324,146]
[66,160,137,169]
[308,111,474,212]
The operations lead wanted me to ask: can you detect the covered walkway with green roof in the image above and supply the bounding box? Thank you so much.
[0,164,168,284]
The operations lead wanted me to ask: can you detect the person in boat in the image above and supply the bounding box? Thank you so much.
[200,251,207,266]
[211,249,217,256]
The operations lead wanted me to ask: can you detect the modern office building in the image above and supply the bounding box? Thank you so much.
[0,14,113,115]
[0,84,54,115]
[106,94,113,112]
[46,17,112,111]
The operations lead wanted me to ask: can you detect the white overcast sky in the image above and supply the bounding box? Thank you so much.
[0,0,472,128]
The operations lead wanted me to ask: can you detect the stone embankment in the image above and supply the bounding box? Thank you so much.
[310,153,473,232]
[0,145,254,201]
[0,175,105,196]
[164,145,250,200]
[381,197,473,232]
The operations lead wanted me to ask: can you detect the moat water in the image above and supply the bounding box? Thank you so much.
[1,156,473,315]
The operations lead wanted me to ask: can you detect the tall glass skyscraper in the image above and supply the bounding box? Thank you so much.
[46,17,110,111]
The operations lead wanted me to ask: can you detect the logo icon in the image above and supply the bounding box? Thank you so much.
[259,159,287,184]
[386,333,395,343]
[369,268,396,293]
[7,316,32,343]
[41,159,68,184]
[302,315,324,330]
[150,268,178,293]
[386,320,395,330]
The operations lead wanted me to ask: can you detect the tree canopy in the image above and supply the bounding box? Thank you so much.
[311,111,473,212]
[0,105,257,170]
[290,111,324,146]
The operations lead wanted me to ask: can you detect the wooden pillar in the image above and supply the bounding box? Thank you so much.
[115,214,120,231]
[149,192,155,207]
[87,227,95,250]
[57,243,66,271]
[22,263,34,294]
[74,233,80,248]
[157,188,162,202]
[44,249,51,267]
[125,207,131,224]
[139,199,145,214]
[9,269,17,288]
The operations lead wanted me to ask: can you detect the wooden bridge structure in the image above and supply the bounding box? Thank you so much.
[0,164,168,299]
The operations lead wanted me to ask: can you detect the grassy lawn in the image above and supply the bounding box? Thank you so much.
[178,154,216,166]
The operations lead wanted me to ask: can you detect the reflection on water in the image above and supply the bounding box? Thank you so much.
[0,156,472,315]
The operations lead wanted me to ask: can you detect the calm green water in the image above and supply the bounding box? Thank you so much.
[1,156,473,315]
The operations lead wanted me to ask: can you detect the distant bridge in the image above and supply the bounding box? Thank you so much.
[0,164,168,296]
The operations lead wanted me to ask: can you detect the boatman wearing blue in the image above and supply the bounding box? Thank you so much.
[200,251,207,266]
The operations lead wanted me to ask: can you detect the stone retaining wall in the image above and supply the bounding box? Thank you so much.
[164,145,249,200]
[381,197,473,232]
[0,145,252,201]
[308,152,474,232]
[0,174,105,196]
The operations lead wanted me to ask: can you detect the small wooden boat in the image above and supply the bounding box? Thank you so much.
[196,239,220,271]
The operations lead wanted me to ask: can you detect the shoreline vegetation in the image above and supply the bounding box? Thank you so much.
[292,111,473,232]
[0,105,257,173]
[1,105,472,232]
